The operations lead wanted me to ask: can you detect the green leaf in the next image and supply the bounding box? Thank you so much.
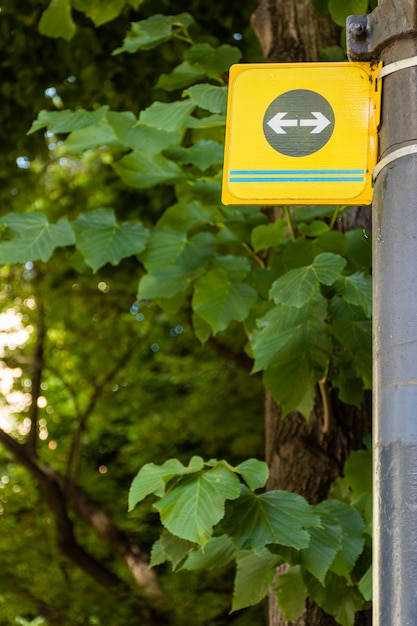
[0,213,75,264]
[184,113,226,129]
[164,140,224,171]
[247,268,275,300]
[137,267,190,299]
[330,297,372,388]
[139,100,196,132]
[280,238,316,269]
[113,151,186,188]
[126,125,182,153]
[192,268,257,334]
[252,295,331,416]
[263,358,316,418]
[343,449,372,497]
[157,201,216,231]
[140,229,188,271]
[270,253,346,308]
[328,0,368,26]
[185,43,242,77]
[358,565,372,601]
[330,355,364,407]
[305,571,365,626]
[251,220,287,253]
[301,508,342,583]
[321,500,365,579]
[313,252,347,284]
[64,121,121,152]
[140,231,215,286]
[128,456,204,510]
[298,220,330,237]
[235,459,269,491]
[182,535,237,570]
[73,208,149,271]
[275,566,308,621]
[345,229,372,269]
[292,205,338,222]
[81,0,125,26]
[150,530,196,569]
[211,255,251,282]
[107,113,182,154]
[149,538,168,567]
[231,549,278,612]
[252,295,330,373]
[187,180,222,204]
[154,464,241,546]
[335,272,372,317]
[224,487,320,551]
[316,230,347,256]
[28,106,109,135]
[113,13,194,54]
[183,84,228,114]
[38,0,76,41]
[192,312,212,344]
[156,62,206,91]
[270,268,318,309]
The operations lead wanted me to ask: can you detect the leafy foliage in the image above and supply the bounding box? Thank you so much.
[0,1,375,625]
[4,9,373,419]
[129,450,372,622]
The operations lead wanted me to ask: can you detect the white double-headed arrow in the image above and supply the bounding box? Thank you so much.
[267,111,331,135]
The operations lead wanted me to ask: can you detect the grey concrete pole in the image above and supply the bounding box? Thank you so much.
[347,2,417,624]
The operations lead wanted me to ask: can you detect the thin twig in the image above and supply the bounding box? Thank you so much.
[284,206,296,241]
[66,341,138,484]
[319,377,332,435]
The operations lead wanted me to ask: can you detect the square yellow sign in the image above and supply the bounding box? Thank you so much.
[222,62,381,205]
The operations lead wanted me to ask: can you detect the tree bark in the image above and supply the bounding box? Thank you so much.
[251,0,339,64]
[251,2,372,625]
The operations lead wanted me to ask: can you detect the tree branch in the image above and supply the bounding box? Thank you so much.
[40,463,126,589]
[0,427,144,593]
[64,481,161,596]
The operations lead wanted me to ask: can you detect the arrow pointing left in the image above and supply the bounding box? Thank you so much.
[267,112,298,134]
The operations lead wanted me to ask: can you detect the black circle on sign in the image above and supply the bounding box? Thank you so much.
[263,89,335,157]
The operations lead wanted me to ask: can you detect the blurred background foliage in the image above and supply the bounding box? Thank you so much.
[0,1,268,624]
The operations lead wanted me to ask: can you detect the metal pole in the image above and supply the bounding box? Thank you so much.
[347,2,417,624]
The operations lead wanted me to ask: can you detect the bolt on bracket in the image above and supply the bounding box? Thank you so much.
[346,1,417,62]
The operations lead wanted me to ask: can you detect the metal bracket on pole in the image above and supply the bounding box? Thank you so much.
[346,1,417,61]
[347,1,417,625]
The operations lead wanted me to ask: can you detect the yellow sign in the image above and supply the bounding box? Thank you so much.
[222,62,382,206]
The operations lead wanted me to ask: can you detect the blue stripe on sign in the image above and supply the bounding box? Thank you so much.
[230,177,364,182]
[230,169,364,175]
[229,169,365,183]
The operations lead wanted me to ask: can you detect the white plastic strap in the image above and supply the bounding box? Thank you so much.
[378,55,417,80]
[372,58,417,180]
[373,144,417,180]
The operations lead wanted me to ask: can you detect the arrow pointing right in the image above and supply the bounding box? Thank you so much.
[267,112,298,134]
[300,111,331,134]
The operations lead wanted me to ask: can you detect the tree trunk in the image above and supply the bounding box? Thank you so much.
[251,2,373,625]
